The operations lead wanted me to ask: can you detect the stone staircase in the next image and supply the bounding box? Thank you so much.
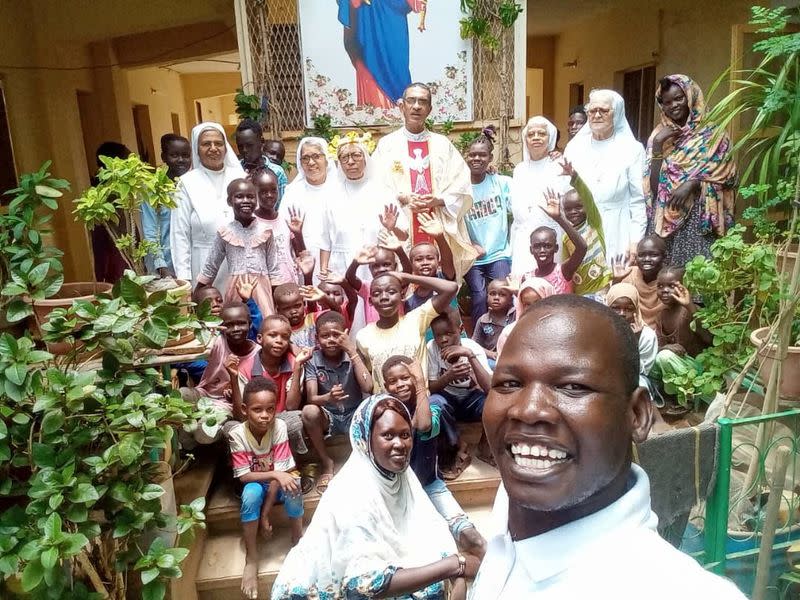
[171,423,501,600]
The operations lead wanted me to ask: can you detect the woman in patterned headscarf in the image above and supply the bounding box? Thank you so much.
[646,74,737,267]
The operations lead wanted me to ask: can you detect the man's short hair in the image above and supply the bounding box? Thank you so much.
[430,307,460,332]
[403,82,432,100]
[527,294,640,393]
[236,118,263,139]
[260,313,291,332]
[273,283,301,303]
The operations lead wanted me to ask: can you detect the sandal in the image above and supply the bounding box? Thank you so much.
[300,463,319,495]
[441,446,472,481]
[315,473,334,495]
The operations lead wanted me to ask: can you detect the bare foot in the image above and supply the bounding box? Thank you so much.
[259,512,273,540]
[241,560,259,599]
[458,526,487,561]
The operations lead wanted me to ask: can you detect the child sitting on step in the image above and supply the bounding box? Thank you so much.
[381,355,486,559]
[228,377,303,600]
[427,308,493,479]
[301,311,373,494]
[652,267,713,410]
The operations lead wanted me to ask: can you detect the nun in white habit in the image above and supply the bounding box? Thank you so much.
[509,116,570,276]
[279,136,340,283]
[564,89,647,262]
[170,122,245,287]
[320,134,409,281]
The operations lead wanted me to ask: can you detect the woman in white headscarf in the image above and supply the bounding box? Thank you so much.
[272,394,469,600]
[279,137,339,282]
[170,122,246,286]
[320,133,409,280]
[509,116,570,275]
[564,89,647,261]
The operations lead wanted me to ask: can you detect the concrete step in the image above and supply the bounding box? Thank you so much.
[195,504,495,600]
[169,452,218,600]
[206,455,500,534]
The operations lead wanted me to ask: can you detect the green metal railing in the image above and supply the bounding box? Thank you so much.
[703,408,800,597]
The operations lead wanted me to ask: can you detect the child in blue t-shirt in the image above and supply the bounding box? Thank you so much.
[463,128,513,324]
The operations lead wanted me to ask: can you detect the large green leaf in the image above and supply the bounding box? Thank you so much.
[119,275,147,306]
[5,298,33,322]
[21,559,44,591]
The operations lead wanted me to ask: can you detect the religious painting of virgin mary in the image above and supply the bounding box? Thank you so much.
[297,0,473,127]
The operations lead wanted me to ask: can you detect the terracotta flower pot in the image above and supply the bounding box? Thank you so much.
[32,282,113,354]
[750,326,800,400]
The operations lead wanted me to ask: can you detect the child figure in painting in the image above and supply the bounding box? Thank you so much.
[559,162,612,299]
[471,278,515,363]
[652,267,713,409]
[524,188,587,294]
[196,179,282,317]
[228,377,303,600]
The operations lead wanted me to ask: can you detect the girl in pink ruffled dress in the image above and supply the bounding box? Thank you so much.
[196,178,282,317]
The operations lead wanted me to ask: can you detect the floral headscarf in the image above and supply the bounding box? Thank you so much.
[646,74,737,239]
[272,394,456,600]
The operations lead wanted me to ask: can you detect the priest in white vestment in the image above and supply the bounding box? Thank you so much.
[471,295,747,600]
[372,83,477,281]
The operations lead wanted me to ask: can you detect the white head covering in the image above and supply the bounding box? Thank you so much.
[521,115,558,161]
[272,394,456,599]
[170,122,245,285]
[335,139,375,182]
[189,122,244,173]
[572,89,636,145]
[294,136,336,184]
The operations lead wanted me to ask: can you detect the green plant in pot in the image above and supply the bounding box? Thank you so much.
[0,271,216,599]
[0,162,69,326]
[74,154,177,277]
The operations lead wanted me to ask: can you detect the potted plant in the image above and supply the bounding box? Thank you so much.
[73,154,188,289]
[0,271,216,599]
[670,6,800,407]
[0,162,113,334]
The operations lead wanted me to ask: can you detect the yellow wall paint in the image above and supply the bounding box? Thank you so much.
[180,72,243,133]
[126,67,188,160]
[0,0,235,282]
[549,0,757,139]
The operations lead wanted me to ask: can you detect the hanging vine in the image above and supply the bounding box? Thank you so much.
[458,0,523,171]
[459,0,523,50]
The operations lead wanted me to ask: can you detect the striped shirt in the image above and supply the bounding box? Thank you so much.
[228,419,295,478]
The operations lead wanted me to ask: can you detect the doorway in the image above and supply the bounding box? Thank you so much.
[132,104,156,166]
[621,65,656,143]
